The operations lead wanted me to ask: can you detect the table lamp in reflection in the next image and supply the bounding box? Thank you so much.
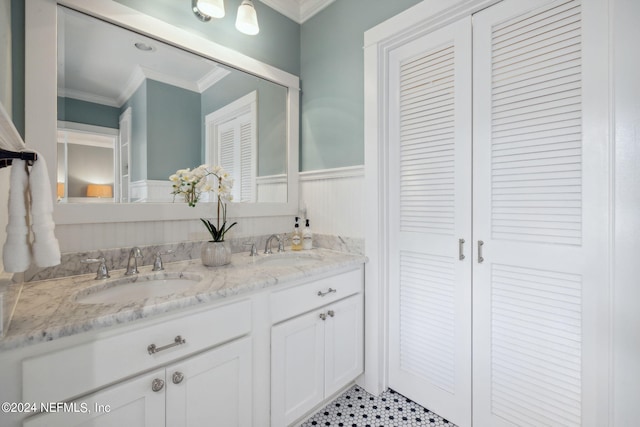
[86,184,113,198]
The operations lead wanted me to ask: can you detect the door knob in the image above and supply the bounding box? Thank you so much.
[151,378,165,392]
[172,371,184,384]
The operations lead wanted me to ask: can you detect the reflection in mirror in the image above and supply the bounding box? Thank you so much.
[57,123,118,203]
[57,6,288,204]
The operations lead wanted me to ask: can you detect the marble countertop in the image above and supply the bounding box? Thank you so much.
[0,248,366,352]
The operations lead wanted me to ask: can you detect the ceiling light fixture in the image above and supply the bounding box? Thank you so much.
[192,0,259,36]
[192,0,225,22]
[235,0,260,35]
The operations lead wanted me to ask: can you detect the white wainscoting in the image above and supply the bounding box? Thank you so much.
[299,166,364,238]
[50,166,364,253]
[129,180,174,203]
[54,215,294,253]
[256,174,287,203]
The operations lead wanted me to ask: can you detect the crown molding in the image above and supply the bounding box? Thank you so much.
[260,0,335,24]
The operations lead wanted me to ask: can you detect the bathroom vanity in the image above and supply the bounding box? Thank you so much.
[0,249,365,426]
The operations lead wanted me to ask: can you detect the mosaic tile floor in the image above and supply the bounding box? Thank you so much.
[301,385,457,427]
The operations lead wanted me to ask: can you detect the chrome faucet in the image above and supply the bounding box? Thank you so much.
[264,234,285,254]
[152,250,174,271]
[125,247,143,275]
[81,257,110,280]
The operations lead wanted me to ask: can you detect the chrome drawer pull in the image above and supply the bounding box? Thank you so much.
[317,288,336,297]
[478,240,484,264]
[148,335,186,355]
[458,238,465,261]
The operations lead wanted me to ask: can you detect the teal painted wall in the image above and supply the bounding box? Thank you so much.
[57,97,120,129]
[10,0,421,172]
[115,0,300,76]
[299,0,421,171]
[123,80,201,181]
[147,80,201,180]
[9,0,299,135]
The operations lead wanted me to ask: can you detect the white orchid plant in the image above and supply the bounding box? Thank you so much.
[170,165,237,242]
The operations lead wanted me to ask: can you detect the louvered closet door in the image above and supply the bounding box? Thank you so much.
[216,114,256,202]
[472,0,607,425]
[387,17,472,427]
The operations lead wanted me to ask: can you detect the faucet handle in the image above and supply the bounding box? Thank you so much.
[243,242,258,256]
[277,237,287,253]
[82,257,110,280]
[152,250,174,271]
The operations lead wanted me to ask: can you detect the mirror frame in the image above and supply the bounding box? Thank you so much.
[26,0,299,225]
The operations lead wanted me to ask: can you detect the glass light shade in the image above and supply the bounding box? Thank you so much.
[86,184,113,198]
[236,0,259,35]
[197,0,225,18]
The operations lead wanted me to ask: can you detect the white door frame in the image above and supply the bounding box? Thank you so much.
[365,2,612,425]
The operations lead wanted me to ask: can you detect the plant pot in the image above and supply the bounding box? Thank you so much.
[201,241,231,267]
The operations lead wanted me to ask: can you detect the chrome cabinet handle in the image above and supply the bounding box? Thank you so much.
[327,310,335,317]
[319,313,327,321]
[317,288,336,297]
[172,371,184,384]
[151,378,165,392]
[148,335,186,355]
[458,238,465,261]
[478,240,484,263]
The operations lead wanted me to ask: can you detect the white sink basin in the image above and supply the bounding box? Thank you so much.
[75,273,202,305]
[256,252,322,267]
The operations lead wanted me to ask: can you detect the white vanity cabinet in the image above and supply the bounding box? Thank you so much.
[165,337,252,427]
[18,299,253,427]
[23,337,252,427]
[0,255,367,427]
[270,268,364,426]
[23,368,167,427]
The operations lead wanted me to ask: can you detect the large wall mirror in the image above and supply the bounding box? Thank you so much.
[26,0,299,224]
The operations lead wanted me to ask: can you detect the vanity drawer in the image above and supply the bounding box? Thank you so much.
[270,267,363,324]
[22,299,251,404]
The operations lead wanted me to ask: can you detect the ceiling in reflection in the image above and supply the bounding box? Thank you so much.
[58,8,230,108]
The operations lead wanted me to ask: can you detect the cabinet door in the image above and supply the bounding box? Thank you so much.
[387,15,473,427]
[324,294,363,397]
[473,0,609,426]
[271,310,325,426]
[165,337,252,427]
[23,369,166,427]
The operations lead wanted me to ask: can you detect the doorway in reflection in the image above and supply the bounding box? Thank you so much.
[57,125,117,203]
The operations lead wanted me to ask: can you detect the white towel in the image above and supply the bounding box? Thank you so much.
[2,153,61,272]
[3,159,32,272]
[28,154,61,268]
[1,101,61,271]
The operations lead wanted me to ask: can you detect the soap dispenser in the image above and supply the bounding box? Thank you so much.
[291,217,302,251]
[302,218,313,250]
